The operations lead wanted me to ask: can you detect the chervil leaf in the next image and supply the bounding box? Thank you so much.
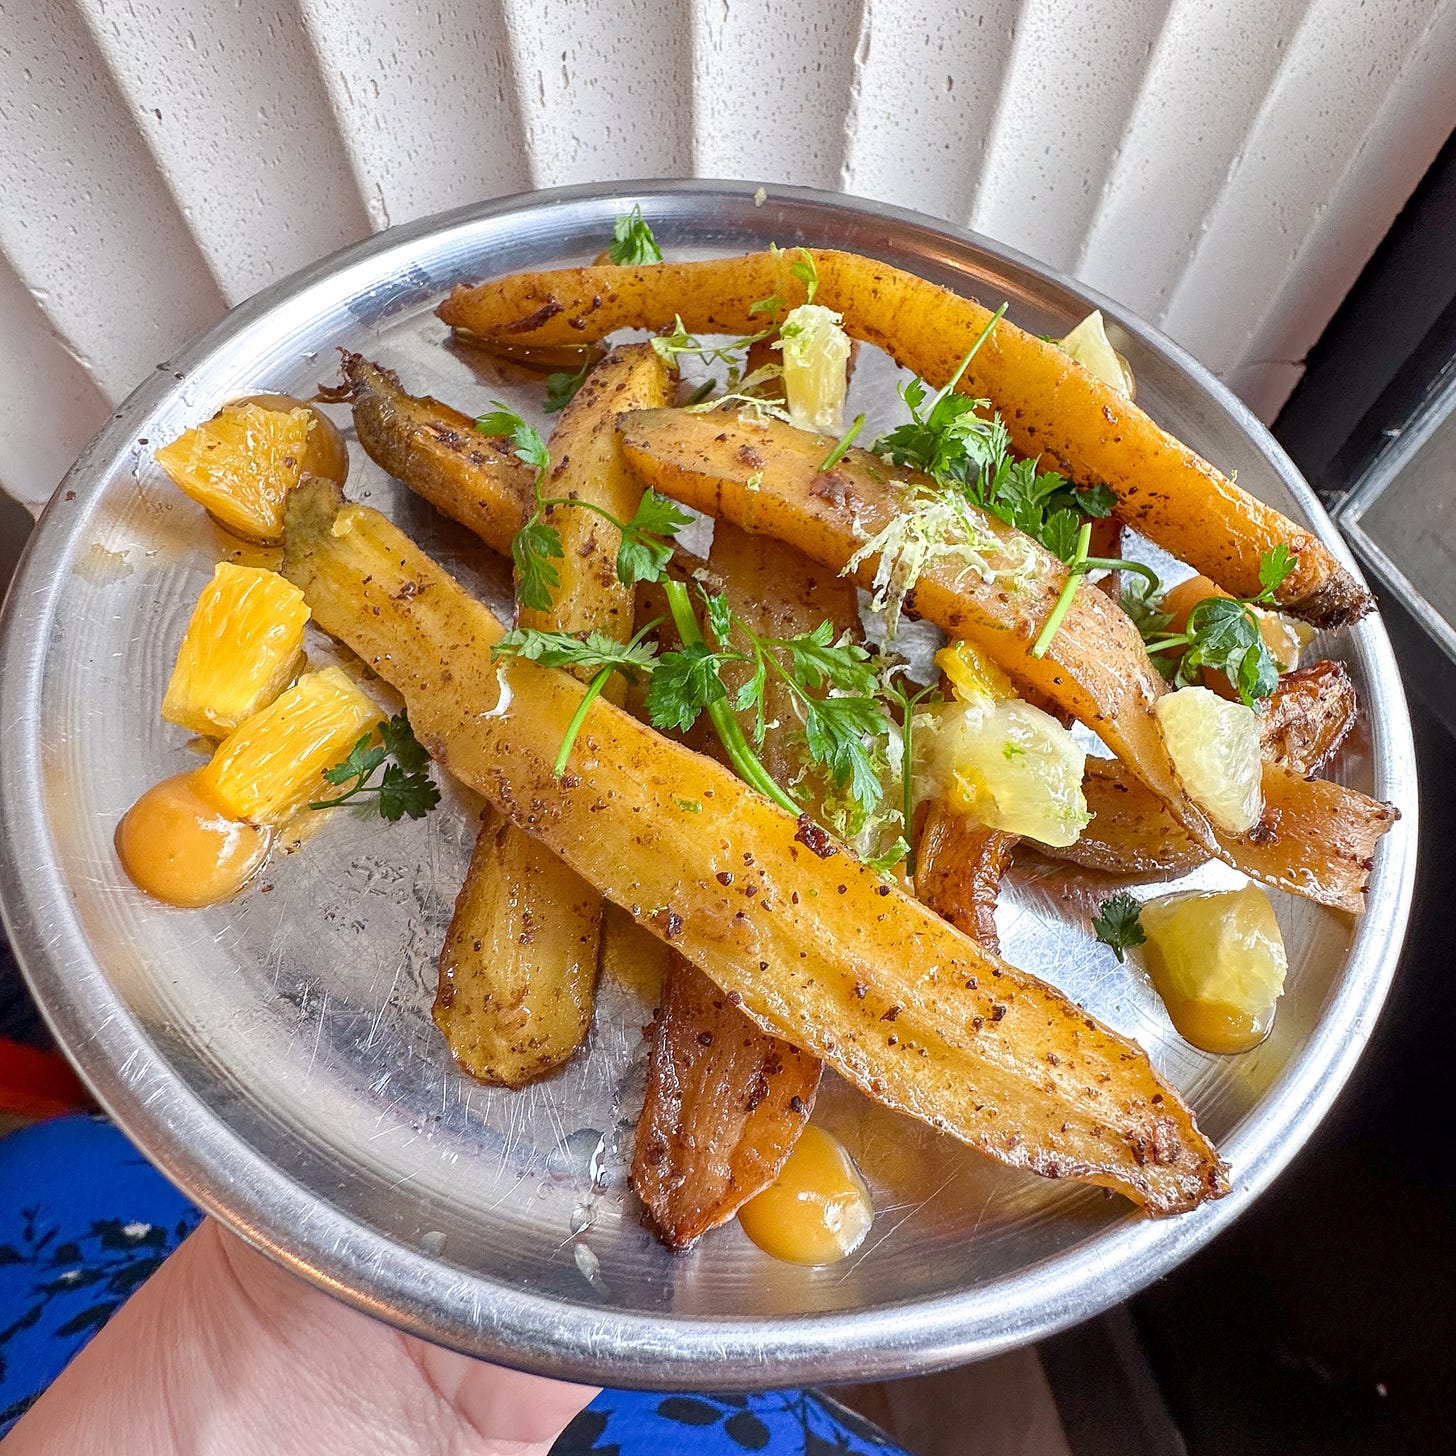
[376,762,441,822]
[1257,544,1296,599]
[511,518,563,612]
[1092,893,1146,963]
[322,731,386,787]
[733,654,769,742]
[701,590,734,646]
[646,644,727,732]
[608,205,663,266]
[1040,509,1083,564]
[544,358,592,413]
[492,627,660,680]
[379,711,429,774]
[801,695,886,812]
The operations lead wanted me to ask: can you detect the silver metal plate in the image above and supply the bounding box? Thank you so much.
[0,182,1418,1389]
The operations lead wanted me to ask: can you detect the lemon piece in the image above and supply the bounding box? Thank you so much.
[1058,310,1135,398]
[1140,885,1288,1053]
[935,639,1014,707]
[777,303,851,434]
[1156,686,1262,835]
[928,698,1089,847]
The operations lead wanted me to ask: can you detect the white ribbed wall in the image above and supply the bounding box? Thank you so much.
[2,0,1453,511]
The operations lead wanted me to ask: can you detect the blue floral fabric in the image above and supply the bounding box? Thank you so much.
[553,1389,904,1454]
[0,1115,202,1433]
[0,1116,906,1454]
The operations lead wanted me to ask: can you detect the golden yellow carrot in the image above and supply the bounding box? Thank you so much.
[282,482,1227,1215]
[438,249,1370,626]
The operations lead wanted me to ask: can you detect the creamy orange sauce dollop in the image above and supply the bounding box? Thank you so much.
[737,1125,873,1266]
[116,770,270,907]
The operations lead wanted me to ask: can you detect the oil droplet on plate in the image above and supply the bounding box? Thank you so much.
[737,1125,873,1266]
[116,770,270,907]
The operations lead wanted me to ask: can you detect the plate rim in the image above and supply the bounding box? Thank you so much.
[0,178,1420,1387]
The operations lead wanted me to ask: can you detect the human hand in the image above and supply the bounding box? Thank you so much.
[4,1218,596,1455]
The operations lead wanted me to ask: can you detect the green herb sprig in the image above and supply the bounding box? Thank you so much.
[607,205,663,266]
[475,403,693,611]
[879,671,941,876]
[543,355,594,413]
[1138,547,1298,704]
[310,713,441,821]
[1092,892,1146,962]
[1029,524,1161,659]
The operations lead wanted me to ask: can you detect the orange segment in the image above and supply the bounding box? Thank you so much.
[197,665,381,825]
[162,563,310,737]
[155,401,321,544]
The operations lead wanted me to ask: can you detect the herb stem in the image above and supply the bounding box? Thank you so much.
[1031,521,1093,659]
[900,706,919,878]
[927,302,1007,415]
[661,579,800,814]
[1140,633,1191,656]
[819,413,866,472]
[1082,556,1161,593]
[553,665,614,776]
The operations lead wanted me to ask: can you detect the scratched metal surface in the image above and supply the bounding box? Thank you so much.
[0,183,1418,1387]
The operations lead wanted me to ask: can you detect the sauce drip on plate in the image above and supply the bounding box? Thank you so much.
[116,770,270,907]
[737,1125,873,1266]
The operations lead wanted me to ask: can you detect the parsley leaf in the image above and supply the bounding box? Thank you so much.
[645,643,728,732]
[322,735,385,787]
[1122,577,1173,641]
[492,627,660,680]
[1093,892,1146,963]
[608,205,663,266]
[475,404,550,474]
[311,713,439,821]
[1257,543,1297,600]
[1177,596,1273,702]
[606,490,689,588]
[1039,508,1083,565]
[380,711,430,775]
[774,622,877,695]
[511,518,563,612]
[1074,483,1119,518]
[801,694,887,812]
[544,357,593,413]
[1138,549,1299,705]
[376,761,442,822]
